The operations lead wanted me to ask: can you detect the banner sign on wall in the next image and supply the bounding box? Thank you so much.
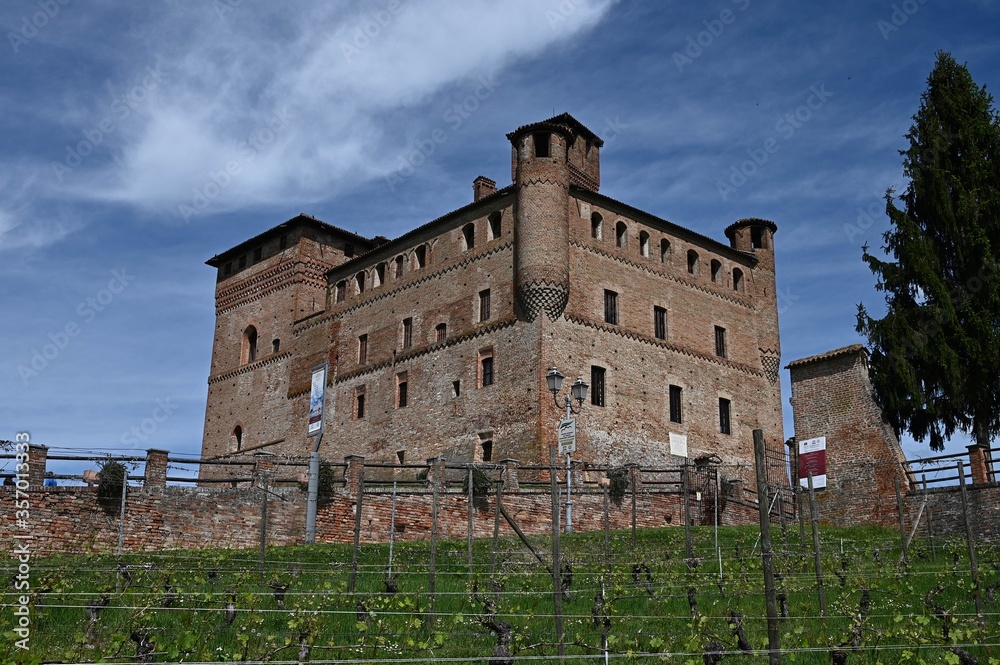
[798,436,827,489]
[307,363,327,436]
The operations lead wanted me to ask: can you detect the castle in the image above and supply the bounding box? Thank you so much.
[199,113,786,481]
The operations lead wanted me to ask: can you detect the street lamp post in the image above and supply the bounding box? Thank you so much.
[546,368,588,533]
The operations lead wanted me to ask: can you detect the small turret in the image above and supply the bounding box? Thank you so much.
[725,218,777,272]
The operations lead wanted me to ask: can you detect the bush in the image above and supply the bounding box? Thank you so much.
[298,461,338,504]
[606,467,630,507]
[462,465,493,511]
[97,460,127,504]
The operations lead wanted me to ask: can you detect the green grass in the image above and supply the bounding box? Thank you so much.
[1,524,997,663]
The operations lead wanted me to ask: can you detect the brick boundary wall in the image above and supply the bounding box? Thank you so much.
[0,481,763,556]
[903,482,1000,544]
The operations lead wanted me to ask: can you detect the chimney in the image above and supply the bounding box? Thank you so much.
[473,175,496,202]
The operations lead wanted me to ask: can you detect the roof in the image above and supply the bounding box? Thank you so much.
[505,112,605,147]
[786,344,867,369]
[206,214,373,267]
[724,217,779,240]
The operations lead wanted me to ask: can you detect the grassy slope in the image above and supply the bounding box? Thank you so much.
[1,524,997,663]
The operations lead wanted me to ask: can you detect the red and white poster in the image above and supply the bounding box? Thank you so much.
[798,436,827,489]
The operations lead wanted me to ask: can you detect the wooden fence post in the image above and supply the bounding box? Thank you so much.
[956,460,984,629]
[753,430,781,664]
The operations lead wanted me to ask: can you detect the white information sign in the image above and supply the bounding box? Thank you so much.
[558,418,577,455]
[669,432,688,458]
[798,436,827,489]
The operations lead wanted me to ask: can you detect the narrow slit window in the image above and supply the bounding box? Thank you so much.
[395,256,405,278]
[719,398,732,435]
[616,221,627,248]
[654,306,667,340]
[733,268,744,292]
[591,366,606,407]
[402,318,413,349]
[604,290,618,325]
[479,288,491,322]
[715,326,727,358]
[479,349,494,387]
[669,385,682,424]
[358,334,368,364]
[660,239,670,263]
[396,373,408,408]
[639,231,650,258]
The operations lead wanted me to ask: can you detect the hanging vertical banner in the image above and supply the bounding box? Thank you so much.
[798,436,827,489]
[669,432,688,458]
[307,363,327,436]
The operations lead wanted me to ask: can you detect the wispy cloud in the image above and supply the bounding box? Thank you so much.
[0,0,615,249]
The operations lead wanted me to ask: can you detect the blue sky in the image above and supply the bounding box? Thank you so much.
[2,0,998,477]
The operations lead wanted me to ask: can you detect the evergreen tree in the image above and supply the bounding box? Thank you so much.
[857,52,1000,459]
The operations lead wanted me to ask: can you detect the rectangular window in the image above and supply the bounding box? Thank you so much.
[224,262,232,276]
[344,243,355,258]
[654,306,667,340]
[436,323,447,342]
[669,385,682,424]
[358,334,368,364]
[481,440,493,462]
[279,235,287,250]
[591,365,606,407]
[355,388,366,419]
[479,348,494,387]
[238,255,247,269]
[479,288,491,322]
[397,374,408,408]
[534,132,550,158]
[604,290,618,325]
[253,247,262,263]
[719,398,731,435]
[715,326,727,358]
[336,282,346,303]
[402,318,413,349]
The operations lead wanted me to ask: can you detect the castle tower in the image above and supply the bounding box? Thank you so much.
[507,114,603,322]
[725,218,780,384]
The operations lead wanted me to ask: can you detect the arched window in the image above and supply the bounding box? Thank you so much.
[462,223,475,251]
[394,256,405,278]
[241,326,258,365]
[335,281,346,303]
[733,268,745,292]
[591,212,603,240]
[436,323,447,342]
[615,221,627,248]
[639,231,650,258]
[374,263,386,287]
[687,250,699,275]
[488,212,502,240]
[414,245,427,269]
[355,272,365,294]
[660,238,671,263]
[710,259,722,284]
[232,425,243,452]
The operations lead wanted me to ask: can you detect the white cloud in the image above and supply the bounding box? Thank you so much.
[2,0,615,247]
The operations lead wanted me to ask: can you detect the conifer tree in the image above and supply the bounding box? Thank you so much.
[857,52,1000,461]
